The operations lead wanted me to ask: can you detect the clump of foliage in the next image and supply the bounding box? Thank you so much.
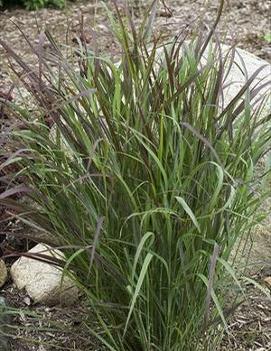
[0,0,65,10]
[263,33,271,43]
[1,0,270,350]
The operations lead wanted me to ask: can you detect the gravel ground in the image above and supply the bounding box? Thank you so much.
[0,1,271,350]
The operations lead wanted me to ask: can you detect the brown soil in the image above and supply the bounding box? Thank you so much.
[2,284,100,351]
[0,0,270,92]
[0,1,271,350]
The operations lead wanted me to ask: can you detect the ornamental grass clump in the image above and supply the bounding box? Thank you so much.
[1,1,270,350]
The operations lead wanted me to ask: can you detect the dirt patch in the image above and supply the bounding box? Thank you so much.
[2,279,270,351]
[2,284,104,351]
[0,0,270,92]
[221,280,271,351]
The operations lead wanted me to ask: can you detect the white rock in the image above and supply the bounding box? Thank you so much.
[219,45,270,110]
[0,259,7,288]
[10,244,79,306]
[160,43,271,110]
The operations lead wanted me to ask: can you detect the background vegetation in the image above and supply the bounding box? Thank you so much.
[0,0,66,10]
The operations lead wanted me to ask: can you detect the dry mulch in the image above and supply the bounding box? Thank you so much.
[2,284,102,351]
[0,0,270,93]
[0,0,271,350]
[221,270,271,351]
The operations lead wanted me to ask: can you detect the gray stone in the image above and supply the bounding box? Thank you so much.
[157,43,271,113]
[0,260,7,288]
[219,45,270,110]
[10,244,79,306]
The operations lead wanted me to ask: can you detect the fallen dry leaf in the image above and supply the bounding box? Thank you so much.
[263,276,271,288]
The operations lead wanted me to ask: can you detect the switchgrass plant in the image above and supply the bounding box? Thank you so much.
[1,1,270,349]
